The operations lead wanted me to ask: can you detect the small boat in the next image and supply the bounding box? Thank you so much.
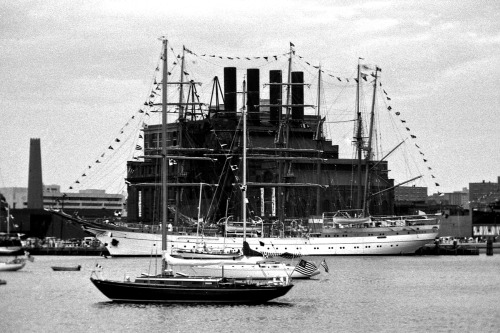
[0,258,26,272]
[51,265,82,271]
[0,233,23,255]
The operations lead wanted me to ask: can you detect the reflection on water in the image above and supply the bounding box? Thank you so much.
[2,255,500,332]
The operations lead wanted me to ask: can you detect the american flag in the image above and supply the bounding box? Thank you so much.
[294,259,318,276]
[321,259,329,273]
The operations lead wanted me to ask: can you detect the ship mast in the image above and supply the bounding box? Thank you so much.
[315,66,323,215]
[355,60,363,211]
[278,43,294,224]
[174,46,187,227]
[161,38,169,267]
[362,66,380,216]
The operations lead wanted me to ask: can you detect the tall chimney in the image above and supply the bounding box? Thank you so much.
[247,68,260,123]
[269,70,282,124]
[28,138,43,209]
[223,67,237,118]
[291,71,304,121]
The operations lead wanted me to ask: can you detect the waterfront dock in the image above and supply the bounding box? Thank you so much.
[417,241,500,255]
[21,246,109,256]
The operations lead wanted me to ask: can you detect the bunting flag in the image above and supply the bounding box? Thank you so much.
[115,138,120,142]
[230,165,238,171]
[108,146,114,150]
[135,145,142,150]
[411,135,417,138]
[435,183,440,186]
[387,106,392,110]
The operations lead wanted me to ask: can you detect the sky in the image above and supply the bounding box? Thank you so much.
[0,0,499,196]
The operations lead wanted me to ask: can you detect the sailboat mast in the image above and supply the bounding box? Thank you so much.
[242,79,247,242]
[196,183,203,239]
[362,67,379,216]
[6,205,10,234]
[161,38,169,254]
[355,61,363,211]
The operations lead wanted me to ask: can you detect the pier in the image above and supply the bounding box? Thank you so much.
[21,246,109,256]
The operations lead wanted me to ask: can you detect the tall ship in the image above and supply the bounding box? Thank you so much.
[83,41,440,256]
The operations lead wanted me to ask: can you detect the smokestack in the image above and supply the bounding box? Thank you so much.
[28,138,43,209]
[269,70,282,124]
[224,67,237,117]
[247,68,260,123]
[291,71,304,121]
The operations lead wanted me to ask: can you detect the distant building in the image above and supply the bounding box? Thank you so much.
[470,177,500,238]
[393,186,428,215]
[469,177,499,206]
[449,189,469,208]
[394,186,427,202]
[0,185,125,220]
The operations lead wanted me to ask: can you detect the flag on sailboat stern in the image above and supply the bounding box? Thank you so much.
[294,259,318,276]
[320,259,329,273]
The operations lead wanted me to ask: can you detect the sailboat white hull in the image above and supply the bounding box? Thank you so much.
[186,263,319,279]
[0,246,23,255]
[89,226,438,257]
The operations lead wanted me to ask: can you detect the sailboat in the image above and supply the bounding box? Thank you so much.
[0,201,23,255]
[0,252,33,272]
[168,184,244,260]
[0,258,26,272]
[89,38,294,303]
[86,42,439,257]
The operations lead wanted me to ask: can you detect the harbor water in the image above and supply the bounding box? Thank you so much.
[1,255,499,333]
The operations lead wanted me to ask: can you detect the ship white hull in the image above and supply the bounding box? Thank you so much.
[89,226,438,257]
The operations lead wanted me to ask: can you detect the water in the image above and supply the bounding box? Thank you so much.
[1,255,499,333]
